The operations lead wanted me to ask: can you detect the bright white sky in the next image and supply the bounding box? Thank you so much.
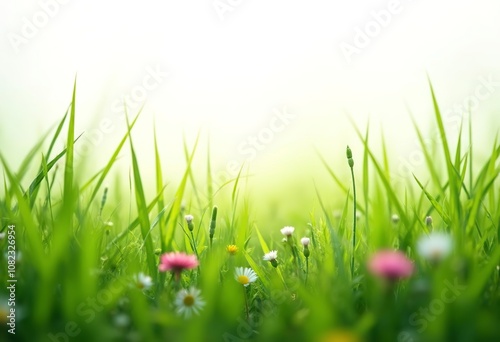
[1,0,499,194]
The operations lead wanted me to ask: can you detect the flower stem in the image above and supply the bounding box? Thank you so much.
[243,287,249,321]
[289,239,301,277]
[347,146,357,279]
[189,231,201,277]
[351,165,357,278]
[173,271,181,291]
[305,257,309,285]
[190,231,199,259]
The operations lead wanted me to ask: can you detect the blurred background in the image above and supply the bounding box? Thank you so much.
[1,0,499,207]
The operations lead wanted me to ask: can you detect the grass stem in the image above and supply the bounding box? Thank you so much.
[347,145,357,279]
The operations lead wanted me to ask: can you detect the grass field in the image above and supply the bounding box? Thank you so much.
[1,80,499,342]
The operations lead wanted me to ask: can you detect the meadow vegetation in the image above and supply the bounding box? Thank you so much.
[1,80,499,342]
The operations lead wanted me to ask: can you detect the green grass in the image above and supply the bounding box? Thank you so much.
[1,81,499,342]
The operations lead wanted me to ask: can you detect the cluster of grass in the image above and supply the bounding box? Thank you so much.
[1,80,499,342]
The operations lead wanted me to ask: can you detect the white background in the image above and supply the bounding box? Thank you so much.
[1,0,499,194]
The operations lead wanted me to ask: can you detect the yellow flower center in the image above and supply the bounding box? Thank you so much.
[237,275,249,285]
[183,295,195,307]
[320,330,360,342]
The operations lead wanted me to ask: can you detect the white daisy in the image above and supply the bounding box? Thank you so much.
[174,287,206,319]
[280,226,295,237]
[133,272,153,290]
[417,232,452,262]
[300,237,310,246]
[263,250,278,268]
[234,267,258,287]
[263,250,278,261]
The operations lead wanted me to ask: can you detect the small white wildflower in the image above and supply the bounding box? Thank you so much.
[235,267,258,287]
[300,237,310,246]
[417,232,452,262]
[263,250,278,261]
[175,287,206,319]
[185,214,195,231]
[133,272,153,290]
[280,226,295,237]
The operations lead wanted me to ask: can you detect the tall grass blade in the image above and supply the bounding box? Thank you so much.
[413,174,451,225]
[153,124,166,251]
[62,77,77,215]
[126,111,157,279]
[162,133,200,251]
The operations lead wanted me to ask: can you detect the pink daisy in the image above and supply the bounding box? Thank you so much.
[368,250,414,280]
[158,252,199,279]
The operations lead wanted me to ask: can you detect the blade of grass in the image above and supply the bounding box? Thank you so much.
[243,249,270,289]
[12,108,68,187]
[206,137,214,211]
[153,123,166,251]
[349,120,410,229]
[27,110,70,207]
[427,77,461,226]
[162,133,200,251]
[315,185,347,280]
[413,174,451,225]
[25,134,82,208]
[103,191,167,253]
[255,226,286,288]
[80,111,141,222]
[316,149,366,215]
[468,116,474,191]
[0,155,49,326]
[465,245,500,300]
[126,110,157,279]
[183,131,203,211]
[363,124,370,234]
[62,77,77,215]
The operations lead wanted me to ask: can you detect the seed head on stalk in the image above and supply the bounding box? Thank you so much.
[209,206,218,247]
[346,145,357,278]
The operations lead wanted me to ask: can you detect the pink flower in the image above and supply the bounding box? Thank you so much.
[368,250,414,280]
[159,252,199,275]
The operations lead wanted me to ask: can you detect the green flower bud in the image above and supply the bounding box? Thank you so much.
[209,206,218,239]
[346,145,353,159]
[346,146,354,167]
[425,216,433,229]
[185,214,194,231]
[303,246,310,258]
